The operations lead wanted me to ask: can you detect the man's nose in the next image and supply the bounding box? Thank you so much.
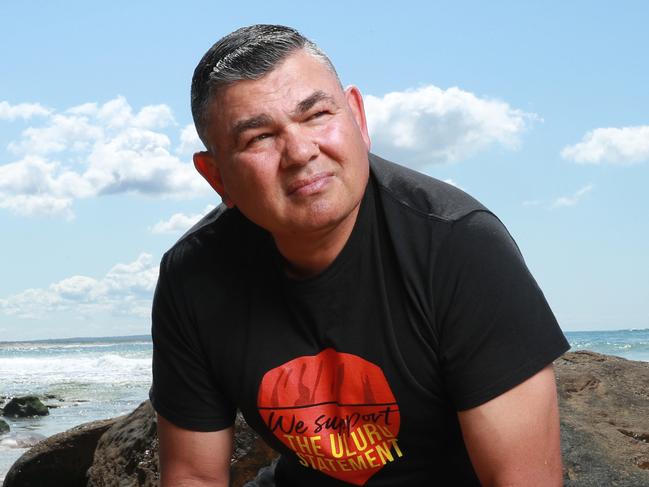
[281,125,319,168]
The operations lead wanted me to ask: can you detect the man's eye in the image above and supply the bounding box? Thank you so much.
[248,133,272,145]
[309,111,328,120]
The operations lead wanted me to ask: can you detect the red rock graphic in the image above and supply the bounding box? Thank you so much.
[258,349,402,485]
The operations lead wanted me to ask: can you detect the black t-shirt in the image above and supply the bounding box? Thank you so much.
[150,154,570,486]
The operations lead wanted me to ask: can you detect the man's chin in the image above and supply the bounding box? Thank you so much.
[291,200,360,235]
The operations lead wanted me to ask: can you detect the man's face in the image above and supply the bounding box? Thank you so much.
[195,49,371,240]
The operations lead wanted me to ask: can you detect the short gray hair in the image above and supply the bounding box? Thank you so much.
[191,24,340,149]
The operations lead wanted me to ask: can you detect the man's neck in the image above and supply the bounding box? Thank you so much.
[272,204,361,280]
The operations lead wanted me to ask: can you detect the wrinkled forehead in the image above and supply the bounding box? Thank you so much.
[208,50,344,134]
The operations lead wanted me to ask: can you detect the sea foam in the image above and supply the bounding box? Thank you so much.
[0,354,151,386]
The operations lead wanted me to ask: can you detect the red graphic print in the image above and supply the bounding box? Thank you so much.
[258,349,402,485]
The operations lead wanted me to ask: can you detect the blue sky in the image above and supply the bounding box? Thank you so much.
[1,1,648,340]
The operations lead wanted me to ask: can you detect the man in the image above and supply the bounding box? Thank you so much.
[150,24,569,486]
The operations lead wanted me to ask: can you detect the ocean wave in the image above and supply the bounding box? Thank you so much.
[565,330,649,362]
[0,432,46,450]
[0,341,151,352]
[0,353,151,386]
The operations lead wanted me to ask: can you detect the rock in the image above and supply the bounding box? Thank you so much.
[0,418,9,434]
[4,398,271,487]
[556,351,649,486]
[86,401,159,487]
[230,432,279,487]
[2,396,49,417]
[86,400,278,487]
[2,417,116,487]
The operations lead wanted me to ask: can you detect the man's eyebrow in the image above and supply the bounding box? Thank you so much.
[293,90,337,116]
[232,114,273,140]
[230,91,336,140]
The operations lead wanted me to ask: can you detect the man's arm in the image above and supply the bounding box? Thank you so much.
[157,414,233,487]
[457,365,563,487]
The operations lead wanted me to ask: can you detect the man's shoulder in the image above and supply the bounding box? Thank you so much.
[161,204,258,271]
[369,153,487,222]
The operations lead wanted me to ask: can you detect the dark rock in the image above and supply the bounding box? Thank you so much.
[2,396,49,417]
[556,351,649,486]
[5,398,272,487]
[2,417,116,487]
[231,412,277,468]
[230,432,279,487]
[86,401,158,487]
[86,400,278,487]
[0,418,9,434]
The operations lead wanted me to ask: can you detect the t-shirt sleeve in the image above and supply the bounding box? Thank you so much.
[433,210,570,411]
[149,253,236,431]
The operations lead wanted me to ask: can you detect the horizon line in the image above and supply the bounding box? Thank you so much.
[2,328,649,344]
[0,333,151,345]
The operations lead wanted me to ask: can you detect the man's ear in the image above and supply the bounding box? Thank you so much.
[193,151,235,208]
[344,85,371,151]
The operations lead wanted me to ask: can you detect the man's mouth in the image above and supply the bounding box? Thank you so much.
[286,172,334,196]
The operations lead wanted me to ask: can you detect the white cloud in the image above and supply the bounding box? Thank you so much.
[177,124,205,155]
[103,253,160,296]
[8,113,104,155]
[0,155,94,217]
[0,101,50,120]
[561,126,649,164]
[0,253,159,319]
[1,97,211,217]
[442,178,465,191]
[151,204,216,234]
[0,193,74,218]
[84,127,201,196]
[550,184,594,209]
[365,85,538,167]
[1,88,537,218]
[66,102,98,116]
[132,104,175,130]
[522,185,594,209]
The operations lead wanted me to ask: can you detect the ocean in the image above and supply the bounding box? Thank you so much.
[1,329,649,483]
[0,335,152,483]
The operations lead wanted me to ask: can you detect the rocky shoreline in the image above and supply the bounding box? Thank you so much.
[557,351,649,485]
[2,351,649,486]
